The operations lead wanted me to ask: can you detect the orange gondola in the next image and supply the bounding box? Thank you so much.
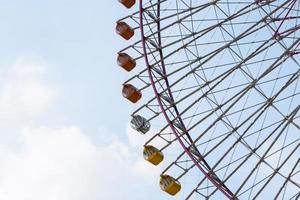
[118,0,136,8]
[117,52,136,71]
[122,84,142,103]
[116,21,134,40]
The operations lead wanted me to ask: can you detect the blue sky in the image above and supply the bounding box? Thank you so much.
[0,1,183,200]
[0,1,299,200]
[0,0,133,133]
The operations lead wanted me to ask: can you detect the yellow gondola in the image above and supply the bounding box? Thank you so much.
[143,145,164,165]
[160,175,181,196]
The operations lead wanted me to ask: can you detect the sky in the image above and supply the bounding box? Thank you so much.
[0,1,182,200]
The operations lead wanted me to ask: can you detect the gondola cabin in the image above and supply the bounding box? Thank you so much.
[143,145,164,165]
[116,21,134,40]
[117,52,136,71]
[118,0,136,8]
[160,175,181,196]
[130,115,150,134]
[122,84,141,103]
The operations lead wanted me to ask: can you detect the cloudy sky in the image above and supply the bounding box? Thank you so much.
[0,1,183,200]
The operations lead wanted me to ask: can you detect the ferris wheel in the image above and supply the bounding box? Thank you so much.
[116,0,300,199]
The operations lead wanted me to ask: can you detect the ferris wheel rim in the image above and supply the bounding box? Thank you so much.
[138,0,236,199]
[117,0,300,198]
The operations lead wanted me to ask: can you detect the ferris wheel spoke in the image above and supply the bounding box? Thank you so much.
[152,20,282,107]
[144,1,262,65]
[159,90,298,198]
[178,50,290,134]
[195,70,300,170]
[166,0,275,61]
[273,158,299,199]
[185,74,300,188]
[182,37,300,140]
[117,0,300,199]
[234,108,300,198]
[181,73,299,123]
[124,0,298,89]
[200,106,300,199]
[202,5,300,125]
[250,144,299,199]
[132,13,274,97]
[197,115,299,150]
[185,111,298,199]
[289,193,300,200]
[150,0,300,192]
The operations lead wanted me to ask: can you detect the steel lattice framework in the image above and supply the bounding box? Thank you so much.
[117,0,300,199]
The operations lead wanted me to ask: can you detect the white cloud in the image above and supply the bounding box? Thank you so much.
[0,56,170,200]
[0,126,95,200]
[0,125,167,200]
[0,56,56,120]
